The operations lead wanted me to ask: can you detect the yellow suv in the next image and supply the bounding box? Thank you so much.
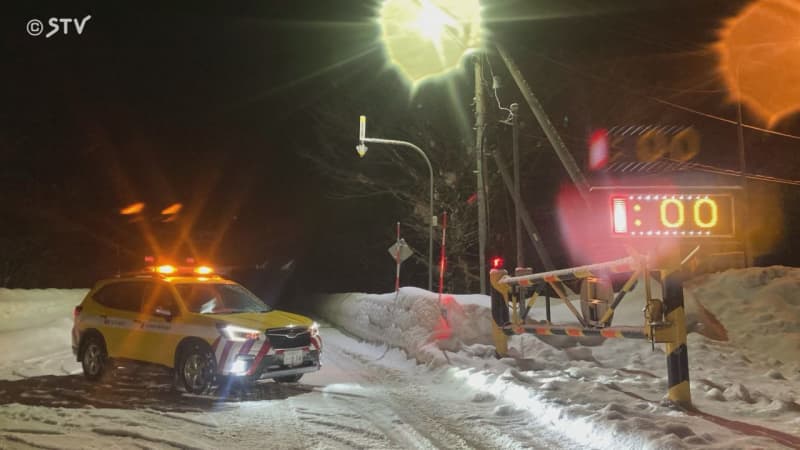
[71,265,322,393]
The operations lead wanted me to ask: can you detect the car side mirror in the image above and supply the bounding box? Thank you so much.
[154,306,173,321]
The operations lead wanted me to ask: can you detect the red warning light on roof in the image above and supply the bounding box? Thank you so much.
[491,256,505,270]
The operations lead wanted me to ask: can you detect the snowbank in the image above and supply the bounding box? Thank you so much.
[0,288,87,332]
[0,289,87,379]
[315,267,800,449]
[318,287,494,363]
[687,266,800,365]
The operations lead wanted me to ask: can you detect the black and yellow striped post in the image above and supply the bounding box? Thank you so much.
[663,269,691,406]
[598,270,640,325]
[489,268,510,357]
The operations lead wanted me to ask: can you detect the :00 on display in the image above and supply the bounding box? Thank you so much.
[610,193,734,237]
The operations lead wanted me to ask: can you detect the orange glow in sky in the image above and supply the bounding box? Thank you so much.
[119,202,145,215]
[715,0,800,127]
[160,203,183,215]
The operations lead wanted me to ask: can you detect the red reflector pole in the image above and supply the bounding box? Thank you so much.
[612,198,628,234]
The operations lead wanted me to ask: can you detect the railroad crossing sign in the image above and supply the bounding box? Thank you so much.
[388,239,413,263]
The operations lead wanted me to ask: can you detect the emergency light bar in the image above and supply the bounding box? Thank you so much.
[144,264,217,276]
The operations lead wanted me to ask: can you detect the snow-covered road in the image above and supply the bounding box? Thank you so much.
[0,321,570,449]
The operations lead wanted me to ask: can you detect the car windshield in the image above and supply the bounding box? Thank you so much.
[176,283,271,314]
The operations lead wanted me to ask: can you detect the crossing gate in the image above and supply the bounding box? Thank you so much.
[489,248,697,406]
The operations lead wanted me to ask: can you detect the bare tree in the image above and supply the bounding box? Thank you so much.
[297,102,485,292]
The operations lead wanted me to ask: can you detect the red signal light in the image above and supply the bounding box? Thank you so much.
[588,129,609,170]
[491,256,505,270]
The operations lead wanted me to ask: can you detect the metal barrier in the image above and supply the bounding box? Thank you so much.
[489,248,694,406]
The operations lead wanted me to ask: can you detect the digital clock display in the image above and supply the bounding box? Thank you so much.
[610,193,735,238]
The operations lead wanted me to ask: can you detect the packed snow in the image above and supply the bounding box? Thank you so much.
[0,289,87,380]
[317,267,800,449]
[0,267,798,449]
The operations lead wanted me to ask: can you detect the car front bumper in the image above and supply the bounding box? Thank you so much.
[227,349,321,380]
[255,362,321,380]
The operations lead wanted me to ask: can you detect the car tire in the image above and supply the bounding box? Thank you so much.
[81,335,108,381]
[273,374,303,383]
[178,342,217,394]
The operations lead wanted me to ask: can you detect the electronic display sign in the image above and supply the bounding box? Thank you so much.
[609,192,735,238]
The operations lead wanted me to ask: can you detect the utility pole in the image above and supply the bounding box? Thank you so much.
[495,43,591,205]
[492,151,555,271]
[475,56,488,294]
[511,102,523,268]
[736,98,753,267]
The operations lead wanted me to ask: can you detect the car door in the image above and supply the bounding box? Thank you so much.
[137,281,182,367]
[92,281,147,360]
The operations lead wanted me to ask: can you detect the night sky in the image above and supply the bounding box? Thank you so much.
[1,1,798,300]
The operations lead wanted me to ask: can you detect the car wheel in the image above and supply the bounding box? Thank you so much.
[273,374,302,383]
[178,343,217,394]
[81,335,108,381]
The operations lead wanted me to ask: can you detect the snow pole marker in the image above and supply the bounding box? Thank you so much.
[438,212,447,318]
[434,212,454,349]
[395,222,401,295]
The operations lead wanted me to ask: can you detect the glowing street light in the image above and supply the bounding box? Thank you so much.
[378,0,482,87]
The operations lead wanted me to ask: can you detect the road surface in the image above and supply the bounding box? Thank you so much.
[0,325,574,449]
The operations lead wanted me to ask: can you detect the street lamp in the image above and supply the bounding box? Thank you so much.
[378,0,489,293]
[378,0,482,87]
[357,115,436,292]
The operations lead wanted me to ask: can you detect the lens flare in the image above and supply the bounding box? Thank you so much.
[715,0,800,127]
[119,202,145,215]
[160,203,183,215]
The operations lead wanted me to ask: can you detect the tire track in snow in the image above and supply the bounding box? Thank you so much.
[320,331,524,449]
[0,433,61,450]
[291,389,409,449]
[91,428,202,450]
[320,340,449,448]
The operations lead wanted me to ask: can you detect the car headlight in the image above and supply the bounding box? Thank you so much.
[309,321,319,338]
[218,324,261,342]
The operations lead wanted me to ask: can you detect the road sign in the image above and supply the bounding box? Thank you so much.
[388,240,413,263]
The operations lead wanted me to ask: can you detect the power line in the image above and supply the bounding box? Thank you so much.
[647,97,800,141]
[687,162,800,186]
[521,49,800,141]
